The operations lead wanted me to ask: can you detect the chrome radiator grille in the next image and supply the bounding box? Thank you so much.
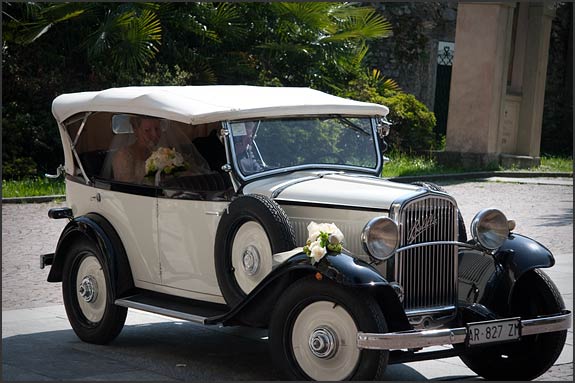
[394,196,458,311]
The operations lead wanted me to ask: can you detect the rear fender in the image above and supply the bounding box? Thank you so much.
[212,251,410,331]
[48,213,135,298]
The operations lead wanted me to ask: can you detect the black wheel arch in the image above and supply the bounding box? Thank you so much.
[211,251,411,332]
[458,233,556,318]
[48,213,135,299]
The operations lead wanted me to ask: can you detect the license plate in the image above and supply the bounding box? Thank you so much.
[467,317,521,347]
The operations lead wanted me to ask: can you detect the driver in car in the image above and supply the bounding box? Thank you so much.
[233,121,263,174]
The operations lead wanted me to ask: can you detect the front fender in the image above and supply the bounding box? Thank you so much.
[212,251,409,331]
[458,233,555,318]
[496,233,554,281]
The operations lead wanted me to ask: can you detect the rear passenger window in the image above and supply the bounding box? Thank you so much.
[63,113,232,198]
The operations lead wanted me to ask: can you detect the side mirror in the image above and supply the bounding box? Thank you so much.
[376,117,391,138]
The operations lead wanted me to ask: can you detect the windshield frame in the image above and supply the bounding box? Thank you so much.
[224,115,383,184]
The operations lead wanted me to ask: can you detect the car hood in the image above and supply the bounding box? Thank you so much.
[242,171,421,211]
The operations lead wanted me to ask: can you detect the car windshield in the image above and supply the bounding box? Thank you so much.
[229,116,379,178]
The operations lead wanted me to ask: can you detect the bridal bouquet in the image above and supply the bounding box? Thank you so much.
[303,221,344,264]
[145,147,188,184]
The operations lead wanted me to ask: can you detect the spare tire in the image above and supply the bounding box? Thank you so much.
[215,194,297,307]
[411,181,467,242]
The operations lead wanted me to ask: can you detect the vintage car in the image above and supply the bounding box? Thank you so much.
[42,86,570,381]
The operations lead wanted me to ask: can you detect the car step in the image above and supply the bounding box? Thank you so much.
[115,290,229,325]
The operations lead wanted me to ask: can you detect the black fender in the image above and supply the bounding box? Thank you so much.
[210,251,410,332]
[48,213,135,298]
[458,233,555,319]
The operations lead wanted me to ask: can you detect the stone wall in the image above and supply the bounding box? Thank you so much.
[366,2,458,110]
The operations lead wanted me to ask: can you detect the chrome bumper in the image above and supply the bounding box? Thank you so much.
[357,311,572,350]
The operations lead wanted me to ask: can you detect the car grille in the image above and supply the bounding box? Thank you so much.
[394,195,458,312]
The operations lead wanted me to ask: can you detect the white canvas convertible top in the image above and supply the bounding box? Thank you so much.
[52,85,389,125]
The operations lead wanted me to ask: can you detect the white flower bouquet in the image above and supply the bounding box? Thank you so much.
[145,147,188,177]
[303,221,344,264]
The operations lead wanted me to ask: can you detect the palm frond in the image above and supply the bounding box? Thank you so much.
[322,8,392,43]
[366,68,401,93]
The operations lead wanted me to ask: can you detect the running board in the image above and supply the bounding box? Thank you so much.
[115,290,229,325]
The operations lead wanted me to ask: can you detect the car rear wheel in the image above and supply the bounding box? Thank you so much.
[62,238,127,344]
[215,194,296,307]
[459,269,567,380]
[269,277,389,381]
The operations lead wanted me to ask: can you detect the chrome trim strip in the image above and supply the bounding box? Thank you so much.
[270,175,323,198]
[357,311,572,350]
[394,241,478,254]
[114,298,207,324]
[275,198,389,213]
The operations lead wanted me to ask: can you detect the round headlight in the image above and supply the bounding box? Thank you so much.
[361,217,399,261]
[470,208,509,250]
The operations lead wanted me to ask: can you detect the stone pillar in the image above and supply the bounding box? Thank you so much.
[515,3,556,157]
[442,2,515,167]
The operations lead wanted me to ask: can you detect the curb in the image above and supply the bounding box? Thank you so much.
[388,171,573,184]
[2,171,572,204]
[2,195,66,204]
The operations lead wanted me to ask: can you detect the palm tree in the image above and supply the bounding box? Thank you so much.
[3,2,162,73]
[256,2,393,90]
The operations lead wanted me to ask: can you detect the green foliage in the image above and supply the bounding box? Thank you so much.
[2,2,397,178]
[538,156,573,173]
[2,177,65,198]
[340,73,436,153]
[382,91,437,153]
[381,151,571,178]
[258,2,392,90]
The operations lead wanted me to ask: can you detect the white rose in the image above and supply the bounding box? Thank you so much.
[327,224,344,244]
[307,221,322,242]
[309,240,327,262]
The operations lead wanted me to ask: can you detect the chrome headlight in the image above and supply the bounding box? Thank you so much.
[470,208,510,250]
[361,217,399,261]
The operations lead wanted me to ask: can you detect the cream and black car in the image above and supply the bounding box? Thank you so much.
[41,86,570,380]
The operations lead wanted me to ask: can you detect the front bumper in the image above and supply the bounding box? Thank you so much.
[357,310,571,350]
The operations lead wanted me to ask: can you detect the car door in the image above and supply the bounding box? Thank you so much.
[157,197,228,303]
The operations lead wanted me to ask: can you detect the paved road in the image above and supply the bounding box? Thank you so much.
[2,179,573,380]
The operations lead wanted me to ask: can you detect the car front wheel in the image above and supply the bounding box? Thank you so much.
[459,269,567,380]
[269,277,388,381]
[62,238,127,344]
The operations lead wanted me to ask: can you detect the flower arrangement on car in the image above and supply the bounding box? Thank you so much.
[145,147,188,185]
[303,221,344,264]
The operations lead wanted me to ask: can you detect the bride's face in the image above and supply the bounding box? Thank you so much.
[136,119,162,149]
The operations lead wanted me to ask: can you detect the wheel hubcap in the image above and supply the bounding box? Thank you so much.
[231,221,272,295]
[291,301,361,381]
[75,255,107,323]
[241,246,260,276]
[308,327,338,359]
[78,275,98,303]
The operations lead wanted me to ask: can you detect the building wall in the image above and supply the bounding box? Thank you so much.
[367,2,458,110]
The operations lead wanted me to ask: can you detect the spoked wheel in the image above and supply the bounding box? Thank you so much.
[62,238,127,344]
[215,194,296,307]
[270,277,388,381]
[459,269,567,380]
